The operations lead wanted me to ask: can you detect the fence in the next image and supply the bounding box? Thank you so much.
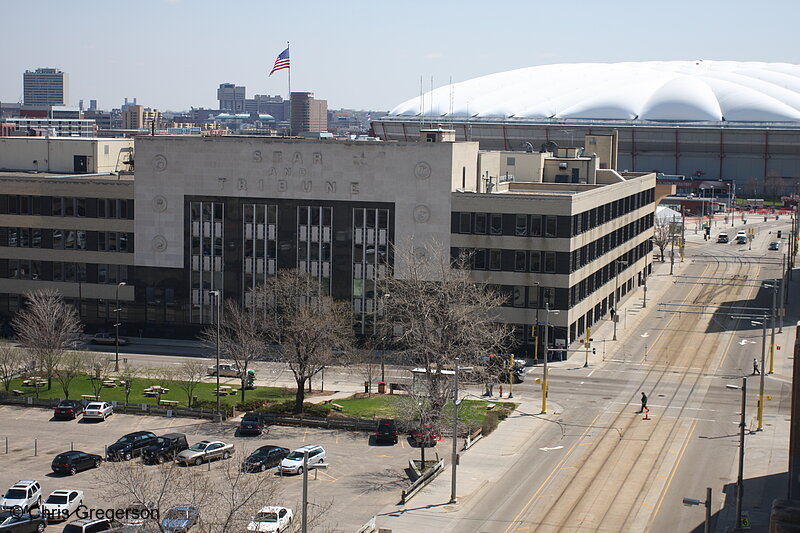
[258,413,378,432]
[400,458,445,504]
[0,393,228,421]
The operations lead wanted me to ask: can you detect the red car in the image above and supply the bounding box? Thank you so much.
[411,425,441,447]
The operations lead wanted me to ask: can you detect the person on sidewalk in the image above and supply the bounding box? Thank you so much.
[753,358,760,375]
[637,392,648,413]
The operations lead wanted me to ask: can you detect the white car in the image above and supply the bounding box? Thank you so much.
[247,506,293,533]
[41,489,83,522]
[207,363,242,377]
[83,402,113,421]
[278,445,326,475]
[0,480,41,513]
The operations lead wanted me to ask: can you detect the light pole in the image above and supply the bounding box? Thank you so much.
[682,487,712,533]
[114,282,126,372]
[612,259,628,341]
[733,378,747,530]
[752,319,767,431]
[670,215,676,274]
[210,290,221,420]
[531,281,540,363]
[450,358,459,504]
[770,279,777,374]
[541,304,559,414]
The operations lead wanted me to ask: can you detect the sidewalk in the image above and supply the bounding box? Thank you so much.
[375,394,559,532]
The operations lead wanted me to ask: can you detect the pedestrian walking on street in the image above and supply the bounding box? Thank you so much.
[753,358,760,375]
[638,392,648,413]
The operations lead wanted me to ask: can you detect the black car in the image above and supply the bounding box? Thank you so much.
[241,446,290,473]
[0,510,46,532]
[51,451,102,476]
[141,433,189,464]
[107,431,157,461]
[53,400,84,420]
[375,419,399,444]
[238,412,264,436]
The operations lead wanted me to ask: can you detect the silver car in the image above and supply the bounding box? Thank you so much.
[176,440,234,466]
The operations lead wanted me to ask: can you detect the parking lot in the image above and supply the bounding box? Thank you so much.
[0,405,424,531]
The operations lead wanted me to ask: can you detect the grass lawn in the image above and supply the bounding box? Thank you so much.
[333,394,517,429]
[4,375,295,408]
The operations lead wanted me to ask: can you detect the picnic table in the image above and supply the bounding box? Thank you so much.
[159,399,179,407]
[102,380,117,388]
[81,394,99,401]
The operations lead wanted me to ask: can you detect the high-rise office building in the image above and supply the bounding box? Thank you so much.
[23,68,68,106]
[290,92,327,135]
[122,105,162,130]
[217,83,246,112]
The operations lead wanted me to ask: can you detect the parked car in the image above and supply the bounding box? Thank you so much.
[717,233,729,243]
[0,481,41,513]
[374,419,399,445]
[106,431,157,461]
[89,333,127,346]
[246,506,293,533]
[160,504,199,533]
[411,425,441,447]
[238,413,264,436]
[278,445,326,475]
[242,446,290,473]
[176,440,234,466]
[769,241,780,250]
[141,433,189,464]
[83,402,113,421]
[0,510,46,532]
[51,451,102,476]
[61,518,126,533]
[41,490,83,522]
[206,363,241,377]
[53,400,84,420]
[121,501,156,527]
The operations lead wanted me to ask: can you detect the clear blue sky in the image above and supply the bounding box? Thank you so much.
[2,0,798,112]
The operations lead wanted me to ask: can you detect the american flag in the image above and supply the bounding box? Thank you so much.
[269,47,290,76]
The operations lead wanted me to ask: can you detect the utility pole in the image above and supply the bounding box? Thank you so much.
[301,450,309,533]
[670,215,676,275]
[736,377,746,530]
[508,354,514,399]
[756,319,766,431]
[584,326,591,368]
[542,304,550,414]
[613,260,627,341]
[114,281,126,372]
[450,358,459,504]
[770,280,777,374]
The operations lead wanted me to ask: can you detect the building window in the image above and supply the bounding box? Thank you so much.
[489,249,502,270]
[514,250,527,271]
[544,252,556,273]
[530,215,542,236]
[543,287,555,308]
[459,212,471,233]
[490,214,503,235]
[527,286,540,308]
[474,213,487,234]
[529,251,541,272]
[545,215,557,237]
[515,215,527,236]
[507,157,516,166]
[513,286,525,307]
[473,248,487,270]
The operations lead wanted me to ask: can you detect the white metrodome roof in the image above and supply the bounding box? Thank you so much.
[389,61,800,122]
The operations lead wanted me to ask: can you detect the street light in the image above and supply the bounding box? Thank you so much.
[541,303,559,414]
[612,259,628,341]
[682,487,712,533]
[209,290,221,421]
[751,320,767,431]
[728,378,748,530]
[450,358,460,504]
[114,282,126,372]
[531,282,540,363]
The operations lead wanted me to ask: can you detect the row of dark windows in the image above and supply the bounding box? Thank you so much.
[569,240,652,307]
[1,228,133,253]
[572,188,655,235]
[2,259,131,284]
[453,187,655,239]
[0,195,134,219]
[453,248,564,274]
[571,213,653,271]
[453,212,566,238]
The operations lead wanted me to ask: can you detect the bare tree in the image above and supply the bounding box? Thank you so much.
[175,360,207,408]
[0,344,27,392]
[251,270,352,414]
[384,243,512,434]
[86,353,112,399]
[116,360,141,404]
[97,445,284,533]
[12,289,83,390]
[200,299,264,403]
[652,216,674,261]
[54,351,88,399]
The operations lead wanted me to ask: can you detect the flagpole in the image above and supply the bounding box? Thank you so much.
[287,41,291,135]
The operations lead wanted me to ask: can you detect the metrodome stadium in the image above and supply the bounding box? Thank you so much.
[371,61,800,194]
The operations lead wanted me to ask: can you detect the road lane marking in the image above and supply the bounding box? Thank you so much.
[587,370,596,378]
[648,421,697,528]
[503,412,602,533]
[579,442,593,446]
